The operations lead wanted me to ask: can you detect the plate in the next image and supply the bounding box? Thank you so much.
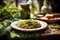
[36,18,60,23]
[35,13,60,23]
[11,20,48,32]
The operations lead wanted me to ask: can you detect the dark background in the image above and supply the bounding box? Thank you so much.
[49,0,60,13]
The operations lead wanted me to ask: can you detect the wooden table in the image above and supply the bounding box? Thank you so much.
[40,23,60,40]
[41,30,60,40]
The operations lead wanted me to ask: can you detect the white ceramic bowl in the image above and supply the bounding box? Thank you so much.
[11,20,48,32]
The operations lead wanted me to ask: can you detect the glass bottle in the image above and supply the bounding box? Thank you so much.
[48,3,52,13]
[41,0,52,13]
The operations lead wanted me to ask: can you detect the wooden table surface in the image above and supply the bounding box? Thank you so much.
[40,23,60,40]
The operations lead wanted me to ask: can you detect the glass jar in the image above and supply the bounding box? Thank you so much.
[20,3,30,19]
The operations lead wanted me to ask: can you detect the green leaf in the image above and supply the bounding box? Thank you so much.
[10,31,17,38]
